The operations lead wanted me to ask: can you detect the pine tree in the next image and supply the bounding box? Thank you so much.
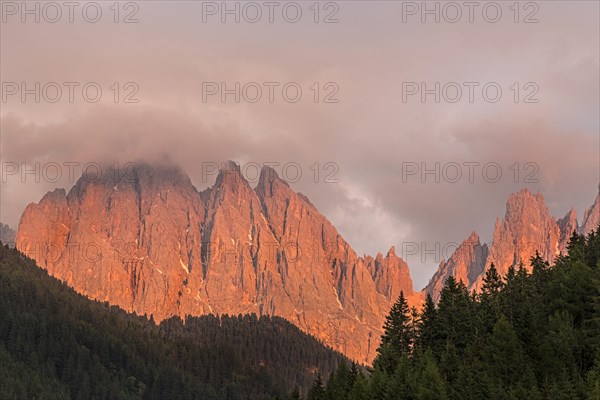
[348,362,359,388]
[481,263,503,295]
[409,306,420,350]
[374,292,412,373]
[502,264,519,326]
[288,386,302,400]
[585,358,600,400]
[484,315,529,387]
[384,355,414,399]
[436,276,473,353]
[326,363,349,399]
[307,373,325,400]
[530,251,549,274]
[566,231,586,262]
[479,263,503,333]
[383,291,412,353]
[347,373,368,400]
[368,368,388,400]
[416,352,447,400]
[416,294,437,352]
[584,225,600,269]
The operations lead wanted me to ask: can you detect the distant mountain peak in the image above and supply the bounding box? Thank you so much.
[387,245,396,257]
[581,184,600,235]
[466,231,480,242]
[428,185,597,299]
[0,223,16,247]
[558,208,578,254]
[425,229,487,302]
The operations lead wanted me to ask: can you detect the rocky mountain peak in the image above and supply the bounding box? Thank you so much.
[255,164,289,200]
[581,184,600,235]
[425,230,487,302]
[558,208,578,254]
[214,160,246,188]
[504,189,547,225]
[466,231,480,243]
[365,246,413,303]
[387,245,397,258]
[471,189,560,291]
[41,188,67,202]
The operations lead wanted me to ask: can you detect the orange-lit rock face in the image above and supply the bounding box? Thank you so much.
[364,246,414,304]
[581,186,600,236]
[558,208,578,255]
[480,189,561,284]
[16,162,416,364]
[17,164,206,321]
[425,232,488,302]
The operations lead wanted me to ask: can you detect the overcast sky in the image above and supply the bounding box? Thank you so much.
[1,1,598,289]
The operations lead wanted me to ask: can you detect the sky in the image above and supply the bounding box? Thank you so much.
[1,0,599,289]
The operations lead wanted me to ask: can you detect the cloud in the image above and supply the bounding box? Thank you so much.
[1,1,598,289]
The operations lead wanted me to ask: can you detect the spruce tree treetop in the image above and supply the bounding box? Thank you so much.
[482,263,503,295]
[374,291,412,374]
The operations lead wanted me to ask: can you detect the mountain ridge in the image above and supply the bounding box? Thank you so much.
[16,161,417,364]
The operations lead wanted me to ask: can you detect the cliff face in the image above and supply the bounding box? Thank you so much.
[17,164,206,321]
[478,190,561,285]
[425,232,488,302]
[581,186,600,236]
[364,246,414,303]
[557,208,578,255]
[16,162,416,364]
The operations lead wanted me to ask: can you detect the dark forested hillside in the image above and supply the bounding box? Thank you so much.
[0,244,347,400]
[308,227,600,400]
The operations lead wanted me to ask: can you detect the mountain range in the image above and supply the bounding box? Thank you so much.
[13,161,600,363]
